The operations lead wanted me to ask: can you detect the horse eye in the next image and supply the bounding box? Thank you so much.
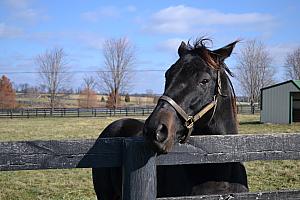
[200,79,209,85]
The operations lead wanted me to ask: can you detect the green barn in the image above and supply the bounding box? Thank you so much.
[260,80,300,124]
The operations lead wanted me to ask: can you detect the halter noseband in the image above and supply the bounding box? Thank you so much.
[159,70,224,143]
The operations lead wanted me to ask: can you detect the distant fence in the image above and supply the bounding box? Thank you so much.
[0,104,260,119]
[236,103,260,114]
[0,133,299,199]
[0,107,154,118]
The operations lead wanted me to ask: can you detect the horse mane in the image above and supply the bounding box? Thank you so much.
[186,38,235,77]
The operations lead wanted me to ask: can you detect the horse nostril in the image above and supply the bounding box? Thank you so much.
[155,124,168,143]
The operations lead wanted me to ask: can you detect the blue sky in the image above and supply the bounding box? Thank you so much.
[0,0,300,95]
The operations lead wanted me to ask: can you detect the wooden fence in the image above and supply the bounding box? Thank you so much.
[0,105,260,118]
[0,107,154,118]
[0,133,299,199]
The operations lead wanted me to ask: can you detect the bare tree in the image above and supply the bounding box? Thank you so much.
[83,75,96,91]
[285,47,300,80]
[235,40,275,114]
[36,47,71,111]
[97,37,135,108]
[78,75,98,108]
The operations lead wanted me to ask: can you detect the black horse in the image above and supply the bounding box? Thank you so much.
[92,38,248,199]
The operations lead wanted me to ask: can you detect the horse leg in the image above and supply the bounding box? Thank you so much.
[92,167,122,200]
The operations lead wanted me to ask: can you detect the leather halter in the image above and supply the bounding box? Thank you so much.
[159,70,223,143]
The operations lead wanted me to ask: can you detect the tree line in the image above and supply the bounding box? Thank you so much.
[1,37,136,110]
[35,37,135,111]
[1,38,300,112]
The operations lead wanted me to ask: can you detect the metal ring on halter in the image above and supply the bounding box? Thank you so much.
[185,116,194,129]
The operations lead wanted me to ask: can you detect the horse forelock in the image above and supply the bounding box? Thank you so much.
[186,38,221,71]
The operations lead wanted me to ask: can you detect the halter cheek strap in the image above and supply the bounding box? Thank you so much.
[159,95,217,143]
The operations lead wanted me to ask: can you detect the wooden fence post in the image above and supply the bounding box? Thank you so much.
[122,138,157,200]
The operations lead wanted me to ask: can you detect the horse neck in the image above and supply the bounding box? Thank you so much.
[214,94,238,134]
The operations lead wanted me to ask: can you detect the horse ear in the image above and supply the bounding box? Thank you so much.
[212,40,239,61]
[178,41,188,57]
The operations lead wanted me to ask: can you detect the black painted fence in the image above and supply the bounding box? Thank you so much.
[0,133,299,199]
[0,104,260,119]
[0,106,155,118]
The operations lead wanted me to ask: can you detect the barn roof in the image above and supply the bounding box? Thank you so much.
[261,80,300,91]
[294,80,300,88]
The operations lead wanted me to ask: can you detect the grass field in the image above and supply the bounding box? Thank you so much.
[0,115,299,199]
[17,93,156,108]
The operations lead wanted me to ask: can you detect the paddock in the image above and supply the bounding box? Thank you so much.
[0,133,299,199]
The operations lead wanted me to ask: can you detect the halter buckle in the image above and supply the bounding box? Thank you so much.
[185,116,194,129]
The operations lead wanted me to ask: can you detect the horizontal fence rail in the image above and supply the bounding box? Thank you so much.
[0,133,299,170]
[157,190,300,200]
[0,106,155,118]
[0,104,260,118]
[0,133,299,200]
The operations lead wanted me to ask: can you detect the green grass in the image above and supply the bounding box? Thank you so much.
[0,116,144,200]
[237,114,300,134]
[0,115,299,199]
[0,169,94,200]
[0,117,117,141]
[236,115,300,192]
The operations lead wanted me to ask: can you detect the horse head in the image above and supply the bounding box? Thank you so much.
[144,38,238,154]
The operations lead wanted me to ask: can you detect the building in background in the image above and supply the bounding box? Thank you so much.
[260,80,300,124]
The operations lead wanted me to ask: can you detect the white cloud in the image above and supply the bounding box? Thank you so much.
[24,31,105,50]
[81,6,120,22]
[0,23,23,38]
[15,8,40,22]
[0,26,105,50]
[143,5,275,34]
[3,0,48,24]
[156,38,185,52]
[75,32,105,49]
[126,5,137,12]
[4,0,32,10]
[268,43,299,66]
[81,5,138,22]
[81,12,99,22]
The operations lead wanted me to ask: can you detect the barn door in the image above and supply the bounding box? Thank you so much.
[292,93,300,122]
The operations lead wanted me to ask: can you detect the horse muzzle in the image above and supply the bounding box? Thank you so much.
[143,106,178,154]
